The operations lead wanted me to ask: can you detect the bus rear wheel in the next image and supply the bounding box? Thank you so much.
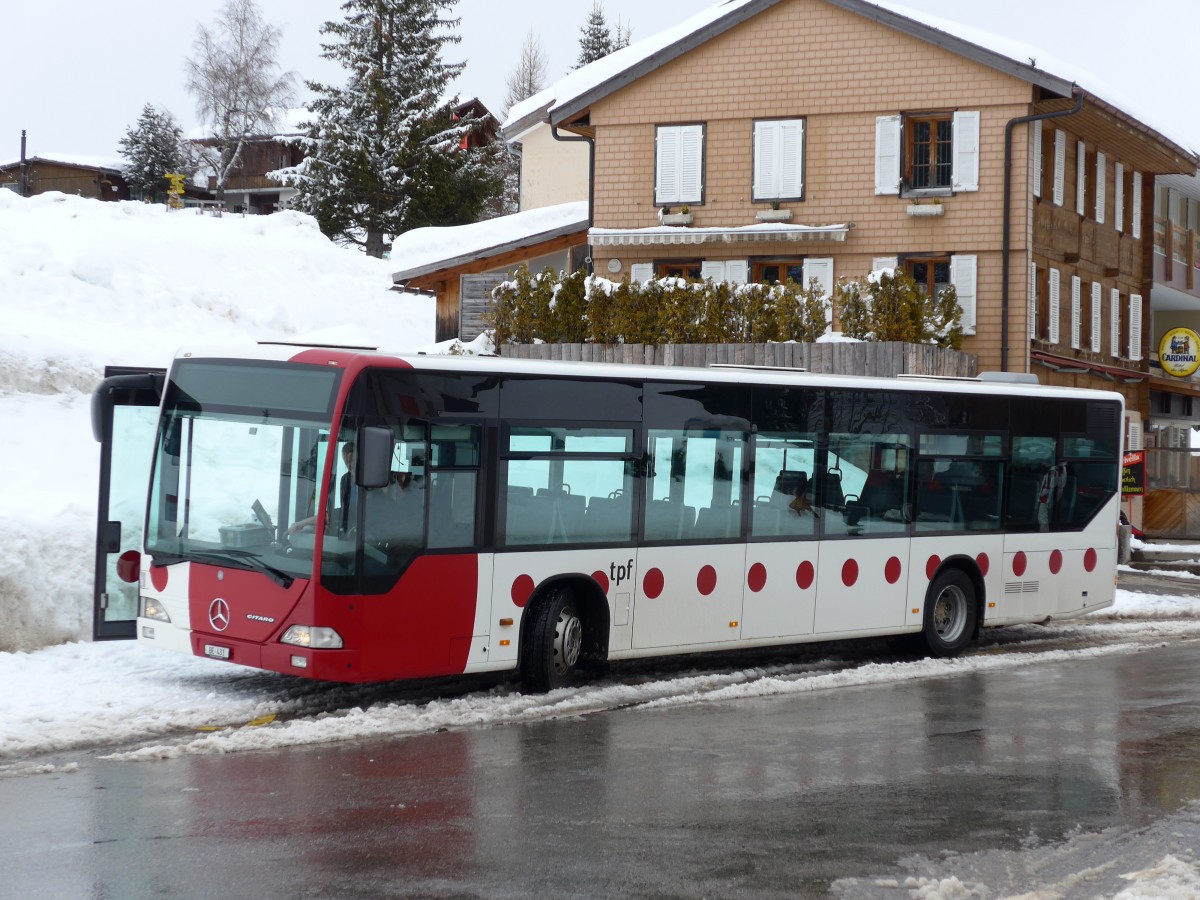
[921,569,977,658]
[520,589,584,693]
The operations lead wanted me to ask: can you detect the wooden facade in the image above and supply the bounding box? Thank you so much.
[0,158,129,200]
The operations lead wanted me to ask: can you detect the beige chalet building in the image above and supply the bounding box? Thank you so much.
[503,0,1198,454]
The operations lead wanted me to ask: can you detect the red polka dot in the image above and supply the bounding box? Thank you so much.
[885,556,902,584]
[976,553,990,576]
[511,574,535,608]
[643,567,664,599]
[842,559,859,587]
[747,563,767,593]
[796,561,815,590]
[1084,548,1097,572]
[592,570,610,593]
[1049,549,1063,574]
[150,565,168,592]
[697,565,717,596]
[1013,551,1027,577]
[116,550,140,584]
[926,555,941,580]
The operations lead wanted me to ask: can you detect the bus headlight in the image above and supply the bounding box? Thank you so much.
[280,625,344,649]
[140,595,171,623]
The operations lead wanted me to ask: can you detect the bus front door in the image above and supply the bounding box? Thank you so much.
[91,366,165,640]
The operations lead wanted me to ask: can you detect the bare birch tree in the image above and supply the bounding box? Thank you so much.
[185,0,295,210]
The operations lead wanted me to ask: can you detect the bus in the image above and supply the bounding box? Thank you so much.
[91,344,1123,692]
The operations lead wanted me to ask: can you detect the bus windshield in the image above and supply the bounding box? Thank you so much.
[146,360,341,580]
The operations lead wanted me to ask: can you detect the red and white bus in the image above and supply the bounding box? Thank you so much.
[92,344,1122,691]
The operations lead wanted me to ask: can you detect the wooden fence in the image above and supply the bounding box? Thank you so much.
[498,341,977,378]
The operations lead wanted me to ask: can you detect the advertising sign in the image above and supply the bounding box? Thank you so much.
[1122,450,1145,496]
[1157,327,1200,378]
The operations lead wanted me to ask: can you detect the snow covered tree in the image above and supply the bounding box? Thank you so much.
[575,3,631,69]
[118,104,189,203]
[184,0,295,210]
[576,3,614,68]
[287,0,500,256]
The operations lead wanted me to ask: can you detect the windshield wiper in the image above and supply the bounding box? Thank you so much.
[151,548,295,588]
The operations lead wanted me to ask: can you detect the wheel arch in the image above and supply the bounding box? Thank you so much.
[929,554,987,636]
[519,573,611,666]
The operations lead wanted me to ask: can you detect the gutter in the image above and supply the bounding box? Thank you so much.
[551,125,595,276]
[1001,89,1084,372]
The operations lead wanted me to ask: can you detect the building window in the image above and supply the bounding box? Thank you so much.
[656,260,702,280]
[655,124,704,206]
[752,259,805,285]
[904,256,951,295]
[875,111,979,196]
[906,114,953,191]
[752,119,804,202]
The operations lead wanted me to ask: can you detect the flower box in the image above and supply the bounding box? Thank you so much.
[661,212,693,225]
[906,204,944,217]
[756,208,793,222]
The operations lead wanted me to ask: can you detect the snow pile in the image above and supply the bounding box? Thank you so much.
[0,191,434,652]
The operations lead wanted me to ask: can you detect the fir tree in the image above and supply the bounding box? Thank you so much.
[119,104,189,203]
[286,0,498,256]
[576,2,614,68]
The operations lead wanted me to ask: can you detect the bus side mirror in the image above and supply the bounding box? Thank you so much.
[357,426,394,489]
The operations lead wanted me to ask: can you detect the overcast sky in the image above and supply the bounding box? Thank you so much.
[4,0,1198,162]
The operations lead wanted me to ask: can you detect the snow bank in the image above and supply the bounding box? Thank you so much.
[0,191,434,652]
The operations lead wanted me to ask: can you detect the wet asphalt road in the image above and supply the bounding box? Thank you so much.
[3,636,1200,898]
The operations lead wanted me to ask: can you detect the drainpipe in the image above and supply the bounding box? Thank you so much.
[19,129,28,196]
[551,124,595,275]
[1001,89,1084,371]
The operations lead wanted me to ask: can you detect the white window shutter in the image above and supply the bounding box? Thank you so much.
[1131,171,1142,239]
[1076,141,1087,216]
[630,263,654,284]
[752,120,779,201]
[1070,275,1082,349]
[1053,130,1066,207]
[1110,287,1120,357]
[701,261,726,282]
[1031,120,1043,198]
[655,127,679,205]
[803,257,835,330]
[950,254,977,335]
[1029,262,1038,339]
[872,256,899,275]
[1095,152,1106,224]
[726,259,749,285]
[679,125,703,205]
[1129,293,1143,359]
[1048,268,1061,345]
[874,115,901,195]
[1114,162,1125,233]
[951,110,980,192]
[779,120,804,198]
[1127,420,1142,452]
[1090,281,1102,352]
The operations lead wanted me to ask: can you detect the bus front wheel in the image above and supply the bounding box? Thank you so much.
[520,589,584,693]
[921,569,977,657]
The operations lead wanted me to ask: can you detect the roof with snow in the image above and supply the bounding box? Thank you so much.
[0,154,125,173]
[390,201,589,284]
[504,0,1196,166]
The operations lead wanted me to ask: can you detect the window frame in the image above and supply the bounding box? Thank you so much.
[903,111,955,195]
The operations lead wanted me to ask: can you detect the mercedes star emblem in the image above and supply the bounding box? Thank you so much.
[208,598,231,632]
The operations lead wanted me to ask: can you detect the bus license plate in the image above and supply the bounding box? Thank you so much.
[204,644,231,660]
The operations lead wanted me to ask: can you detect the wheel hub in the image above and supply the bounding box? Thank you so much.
[554,607,583,674]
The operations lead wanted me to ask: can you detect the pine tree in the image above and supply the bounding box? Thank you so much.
[119,104,189,203]
[576,2,614,68]
[286,0,498,257]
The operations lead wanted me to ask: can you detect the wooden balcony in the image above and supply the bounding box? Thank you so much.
[1154,215,1200,295]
